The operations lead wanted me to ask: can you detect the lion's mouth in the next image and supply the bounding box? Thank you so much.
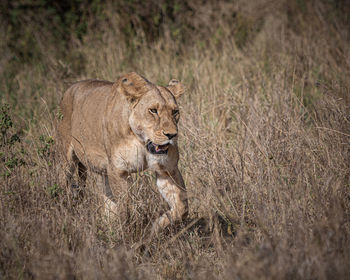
[146,141,169,155]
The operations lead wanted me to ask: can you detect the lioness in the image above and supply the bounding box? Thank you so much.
[57,72,187,233]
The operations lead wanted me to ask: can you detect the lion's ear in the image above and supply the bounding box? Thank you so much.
[116,72,152,104]
[167,79,185,98]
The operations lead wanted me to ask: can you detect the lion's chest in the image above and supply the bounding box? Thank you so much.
[111,138,146,172]
[111,138,172,173]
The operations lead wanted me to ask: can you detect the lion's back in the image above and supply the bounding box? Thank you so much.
[57,79,113,159]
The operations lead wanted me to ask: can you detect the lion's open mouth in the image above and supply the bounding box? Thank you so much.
[146,141,169,155]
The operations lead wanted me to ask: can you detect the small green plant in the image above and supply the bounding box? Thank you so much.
[38,135,54,158]
[1,104,15,145]
[56,109,64,121]
[48,183,62,198]
[0,104,24,178]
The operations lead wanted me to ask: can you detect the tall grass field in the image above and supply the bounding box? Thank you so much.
[1,0,350,279]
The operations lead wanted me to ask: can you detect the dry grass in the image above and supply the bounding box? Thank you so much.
[1,1,350,279]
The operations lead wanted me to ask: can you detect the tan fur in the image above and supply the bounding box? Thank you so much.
[57,72,187,233]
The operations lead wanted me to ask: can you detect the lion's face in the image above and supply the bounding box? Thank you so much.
[115,72,184,154]
[129,86,181,155]
[116,72,184,155]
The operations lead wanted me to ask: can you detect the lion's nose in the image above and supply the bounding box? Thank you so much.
[163,132,177,139]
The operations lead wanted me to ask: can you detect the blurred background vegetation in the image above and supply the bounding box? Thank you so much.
[2,0,348,71]
[1,0,349,118]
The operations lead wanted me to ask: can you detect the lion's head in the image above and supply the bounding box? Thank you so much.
[116,72,185,155]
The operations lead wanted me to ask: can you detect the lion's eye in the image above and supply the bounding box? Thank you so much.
[149,108,158,114]
[172,110,179,116]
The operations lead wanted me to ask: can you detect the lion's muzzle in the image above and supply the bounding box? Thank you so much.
[146,141,169,155]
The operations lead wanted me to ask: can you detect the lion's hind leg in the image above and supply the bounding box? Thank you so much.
[64,145,87,198]
[63,145,77,185]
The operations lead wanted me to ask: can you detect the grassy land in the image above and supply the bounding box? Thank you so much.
[1,0,350,279]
